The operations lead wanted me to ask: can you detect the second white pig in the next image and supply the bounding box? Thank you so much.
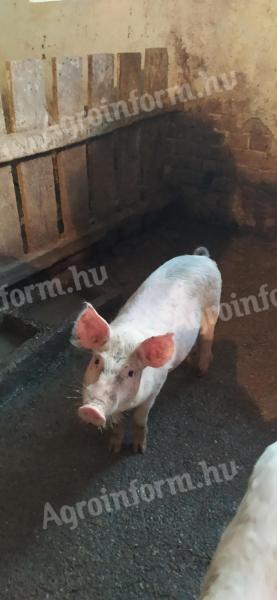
[72,247,222,453]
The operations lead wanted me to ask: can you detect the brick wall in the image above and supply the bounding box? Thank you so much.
[88,103,276,241]
[161,99,277,235]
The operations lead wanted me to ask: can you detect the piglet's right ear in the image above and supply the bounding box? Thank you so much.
[71,303,110,350]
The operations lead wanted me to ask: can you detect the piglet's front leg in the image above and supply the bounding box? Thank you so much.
[132,396,156,454]
[109,417,125,454]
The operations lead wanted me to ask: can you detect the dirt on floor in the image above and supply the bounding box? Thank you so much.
[0,214,277,600]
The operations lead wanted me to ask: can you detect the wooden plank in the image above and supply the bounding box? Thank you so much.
[52,56,90,236]
[87,134,117,223]
[115,127,140,210]
[0,216,124,288]
[144,48,168,94]
[0,96,6,134]
[52,56,83,120]
[117,53,142,101]
[6,59,48,132]
[0,103,179,164]
[57,145,90,234]
[0,166,23,258]
[88,54,115,107]
[7,59,59,256]
[17,156,59,253]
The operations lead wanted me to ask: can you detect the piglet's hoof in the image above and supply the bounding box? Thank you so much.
[109,434,124,454]
[196,366,208,378]
[133,425,147,454]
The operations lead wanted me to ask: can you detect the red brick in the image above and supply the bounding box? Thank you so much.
[232,148,266,169]
[196,144,230,161]
[228,133,249,149]
[250,134,272,152]
[263,155,277,170]
[261,170,277,184]
[237,165,261,183]
[238,165,277,185]
[204,130,226,145]
[208,113,238,132]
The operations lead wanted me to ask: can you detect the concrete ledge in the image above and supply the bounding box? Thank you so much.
[0,289,123,401]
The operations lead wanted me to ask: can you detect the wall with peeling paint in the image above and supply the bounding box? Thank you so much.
[0,0,276,134]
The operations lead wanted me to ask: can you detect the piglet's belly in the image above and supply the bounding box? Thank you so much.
[169,326,199,370]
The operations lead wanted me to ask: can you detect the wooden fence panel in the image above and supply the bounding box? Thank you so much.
[87,55,117,224]
[0,166,23,258]
[6,59,48,131]
[144,48,168,94]
[0,96,6,133]
[57,145,90,235]
[17,157,58,253]
[5,58,59,256]
[88,54,115,107]
[87,134,117,223]
[52,56,90,236]
[0,47,171,286]
[52,56,84,121]
[115,127,141,211]
[117,53,142,101]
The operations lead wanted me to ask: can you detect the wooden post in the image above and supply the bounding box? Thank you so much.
[87,134,117,223]
[6,59,48,132]
[0,96,6,134]
[52,56,90,236]
[117,53,142,102]
[0,98,23,259]
[115,126,141,211]
[52,56,84,121]
[144,48,168,94]
[0,166,23,258]
[17,157,58,253]
[88,54,115,107]
[56,145,91,236]
[87,54,118,224]
[5,58,59,254]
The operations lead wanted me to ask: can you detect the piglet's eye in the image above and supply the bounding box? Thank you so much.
[128,369,134,377]
[95,358,100,365]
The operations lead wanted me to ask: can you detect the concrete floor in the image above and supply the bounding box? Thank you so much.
[0,216,277,600]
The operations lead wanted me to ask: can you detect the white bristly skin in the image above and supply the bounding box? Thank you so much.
[73,249,222,452]
[200,442,277,600]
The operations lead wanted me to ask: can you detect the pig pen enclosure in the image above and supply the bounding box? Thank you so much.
[0,5,277,600]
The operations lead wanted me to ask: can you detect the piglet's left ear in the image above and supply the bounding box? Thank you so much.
[135,333,174,368]
[71,303,110,350]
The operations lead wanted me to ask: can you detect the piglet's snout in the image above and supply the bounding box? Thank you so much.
[78,404,106,427]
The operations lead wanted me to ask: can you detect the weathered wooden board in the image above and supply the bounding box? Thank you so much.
[115,126,140,210]
[0,166,23,258]
[17,157,59,252]
[6,59,48,132]
[7,58,59,255]
[57,145,90,234]
[52,56,84,120]
[0,49,173,163]
[0,96,6,134]
[88,54,115,106]
[144,48,168,94]
[117,53,142,101]
[0,103,178,164]
[52,56,90,236]
[87,134,117,223]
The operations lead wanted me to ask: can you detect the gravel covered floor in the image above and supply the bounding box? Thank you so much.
[1,216,277,599]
